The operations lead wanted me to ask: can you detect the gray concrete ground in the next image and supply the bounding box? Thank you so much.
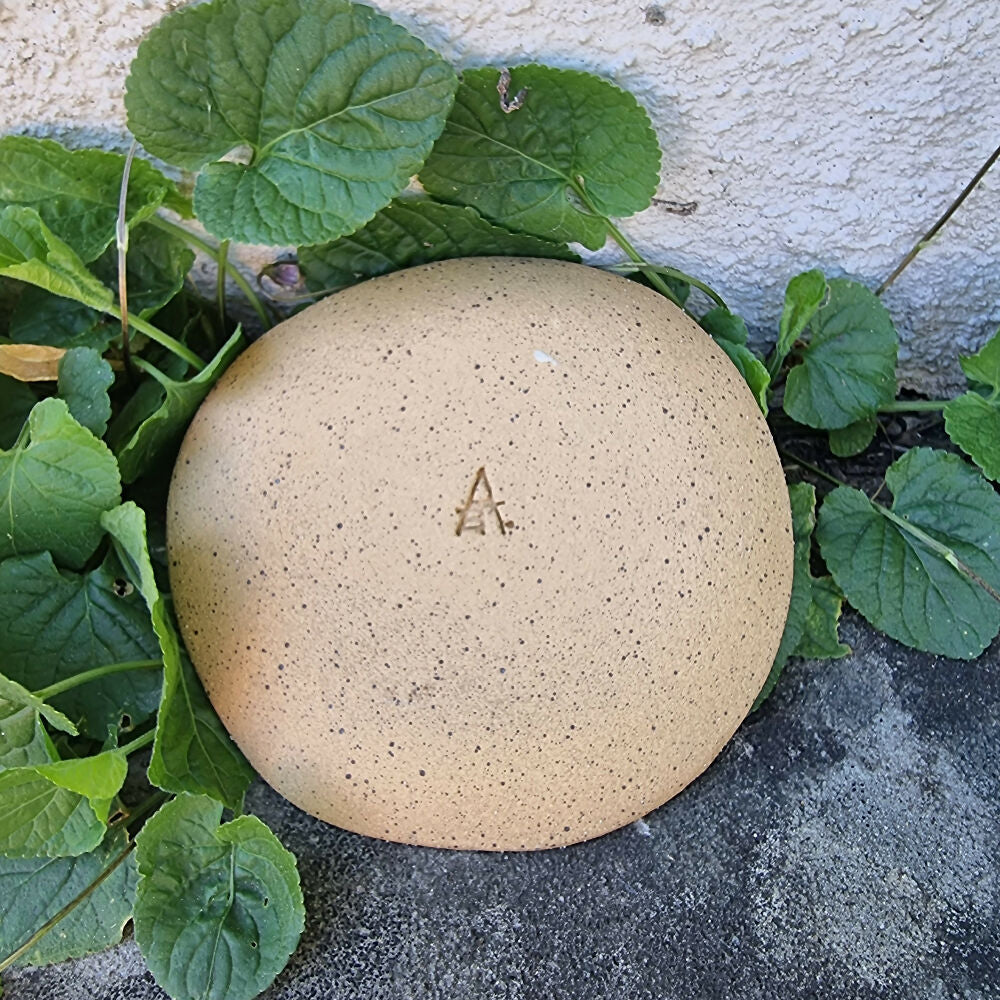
[4,613,998,1000]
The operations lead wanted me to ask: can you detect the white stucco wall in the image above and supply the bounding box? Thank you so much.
[2,0,998,393]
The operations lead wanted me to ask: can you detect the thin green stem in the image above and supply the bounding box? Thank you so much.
[0,840,136,974]
[777,447,849,488]
[765,346,787,382]
[149,215,272,329]
[601,215,685,309]
[564,176,688,311]
[877,399,948,413]
[119,729,156,757]
[105,304,204,372]
[876,140,1000,296]
[34,660,162,701]
[608,262,728,310]
[216,239,230,331]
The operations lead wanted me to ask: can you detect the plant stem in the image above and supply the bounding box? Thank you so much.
[609,262,728,310]
[148,215,272,329]
[564,176,689,311]
[34,660,162,701]
[777,447,849,489]
[119,729,156,757]
[116,141,139,385]
[877,399,948,413]
[121,790,170,831]
[600,215,685,308]
[105,304,204,372]
[0,840,136,974]
[217,239,230,330]
[876,140,1000,297]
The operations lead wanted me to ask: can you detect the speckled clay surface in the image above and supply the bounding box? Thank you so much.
[167,257,792,850]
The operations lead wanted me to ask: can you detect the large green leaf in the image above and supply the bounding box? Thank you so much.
[0,207,114,313]
[943,328,1000,481]
[752,483,815,710]
[0,374,36,448]
[419,65,661,250]
[698,307,770,413]
[125,0,458,246]
[102,504,253,810]
[0,826,137,967]
[57,347,115,437]
[0,551,162,739]
[134,794,304,1000]
[8,287,115,352]
[108,327,244,484]
[0,136,175,262]
[300,197,577,292]
[817,447,1000,658]
[0,750,127,858]
[783,278,898,430]
[0,397,121,568]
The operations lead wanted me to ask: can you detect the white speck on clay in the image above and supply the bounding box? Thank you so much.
[533,349,558,366]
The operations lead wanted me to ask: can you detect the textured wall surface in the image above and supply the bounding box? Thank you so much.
[2,0,998,392]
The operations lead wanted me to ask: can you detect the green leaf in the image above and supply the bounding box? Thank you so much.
[816,447,1000,658]
[958,325,1000,389]
[828,414,878,458]
[134,794,304,1000]
[752,483,815,710]
[943,328,1000,482]
[783,278,898,430]
[102,503,253,810]
[0,750,126,858]
[57,347,114,437]
[794,576,850,660]
[699,307,770,413]
[125,0,458,246]
[420,65,661,250]
[0,551,162,739]
[8,287,115,352]
[0,692,58,771]
[0,136,175,262]
[0,207,114,313]
[8,225,193,356]
[0,674,78,738]
[93,223,195,318]
[776,269,827,360]
[300,197,577,292]
[944,391,1000,482]
[108,327,244,484]
[0,374,35,449]
[0,397,121,569]
[0,826,137,967]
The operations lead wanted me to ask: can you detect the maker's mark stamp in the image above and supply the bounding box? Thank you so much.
[455,466,514,536]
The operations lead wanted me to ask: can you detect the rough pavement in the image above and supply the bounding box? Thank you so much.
[4,613,998,1000]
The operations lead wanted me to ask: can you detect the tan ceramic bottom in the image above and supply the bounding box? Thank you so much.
[167,258,793,850]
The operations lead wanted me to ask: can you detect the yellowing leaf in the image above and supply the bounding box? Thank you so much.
[0,343,66,381]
